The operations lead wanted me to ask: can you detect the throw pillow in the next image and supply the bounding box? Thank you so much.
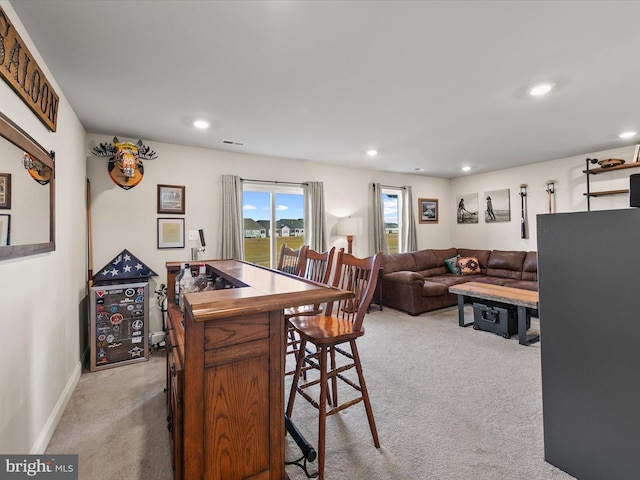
[457,256,481,275]
[444,255,461,275]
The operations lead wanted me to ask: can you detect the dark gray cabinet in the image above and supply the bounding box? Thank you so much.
[538,209,640,480]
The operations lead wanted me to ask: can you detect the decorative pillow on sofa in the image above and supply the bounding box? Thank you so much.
[457,256,481,275]
[444,255,461,275]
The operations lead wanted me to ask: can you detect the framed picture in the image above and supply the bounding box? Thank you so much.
[157,217,185,249]
[0,173,11,209]
[456,193,479,224]
[0,214,9,246]
[157,184,185,214]
[419,198,438,224]
[483,188,511,223]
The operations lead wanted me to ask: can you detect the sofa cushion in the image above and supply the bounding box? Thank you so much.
[485,250,526,280]
[457,249,491,271]
[423,274,472,287]
[458,257,481,275]
[521,251,538,281]
[444,255,461,275]
[418,248,458,276]
[382,270,424,286]
[412,249,440,271]
[382,252,417,274]
[422,280,449,297]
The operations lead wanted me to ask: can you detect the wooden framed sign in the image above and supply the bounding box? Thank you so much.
[0,6,59,131]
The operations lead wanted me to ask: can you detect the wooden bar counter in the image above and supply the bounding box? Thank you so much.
[165,260,351,480]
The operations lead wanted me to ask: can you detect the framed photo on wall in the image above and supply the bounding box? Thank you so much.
[483,188,511,223]
[157,217,185,249]
[419,198,438,224]
[0,214,10,246]
[157,184,185,214]
[456,193,479,224]
[0,173,11,209]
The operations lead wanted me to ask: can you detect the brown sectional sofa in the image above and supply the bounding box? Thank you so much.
[380,248,538,315]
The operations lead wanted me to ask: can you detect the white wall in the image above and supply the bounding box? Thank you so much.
[86,134,451,333]
[0,1,87,454]
[451,144,638,251]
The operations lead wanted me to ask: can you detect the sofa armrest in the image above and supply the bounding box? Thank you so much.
[383,271,425,286]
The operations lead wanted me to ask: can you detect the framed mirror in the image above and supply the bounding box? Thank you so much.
[0,112,55,260]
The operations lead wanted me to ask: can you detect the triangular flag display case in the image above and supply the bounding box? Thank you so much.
[89,250,157,371]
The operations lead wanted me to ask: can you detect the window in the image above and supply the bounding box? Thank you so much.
[381,187,404,254]
[242,183,305,268]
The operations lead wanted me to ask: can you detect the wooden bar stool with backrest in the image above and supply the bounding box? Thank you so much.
[284,246,336,377]
[277,243,308,276]
[286,250,382,480]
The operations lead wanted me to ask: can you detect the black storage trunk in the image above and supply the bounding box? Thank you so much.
[472,301,520,338]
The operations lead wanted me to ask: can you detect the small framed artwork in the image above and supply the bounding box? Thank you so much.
[419,198,438,224]
[0,214,10,246]
[0,173,11,209]
[157,184,185,214]
[157,217,185,249]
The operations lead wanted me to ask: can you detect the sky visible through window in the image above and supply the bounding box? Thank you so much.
[243,191,304,220]
[243,191,398,223]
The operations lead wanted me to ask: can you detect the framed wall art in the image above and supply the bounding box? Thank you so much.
[157,184,185,214]
[456,193,479,224]
[419,198,438,224]
[483,188,511,223]
[157,217,185,249]
[0,214,10,245]
[0,173,11,209]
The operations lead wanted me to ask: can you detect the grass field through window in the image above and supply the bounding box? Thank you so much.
[244,233,399,267]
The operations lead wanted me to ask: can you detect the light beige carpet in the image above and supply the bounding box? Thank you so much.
[46,306,576,480]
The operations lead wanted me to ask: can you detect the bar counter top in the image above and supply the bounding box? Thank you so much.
[167,259,351,322]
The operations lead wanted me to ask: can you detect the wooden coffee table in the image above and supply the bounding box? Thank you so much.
[448,282,539,346]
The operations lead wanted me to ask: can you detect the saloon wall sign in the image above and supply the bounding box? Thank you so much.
[91,138,158,190]
[0,6,59,132]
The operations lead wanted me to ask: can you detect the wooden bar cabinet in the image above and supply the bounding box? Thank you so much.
[165,260,350,480]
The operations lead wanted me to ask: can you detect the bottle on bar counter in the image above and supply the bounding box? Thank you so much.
[194,263,208,291]
[174,263,186,305]
[179,263,195,311]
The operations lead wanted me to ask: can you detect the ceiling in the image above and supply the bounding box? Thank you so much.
[10,0,640,178]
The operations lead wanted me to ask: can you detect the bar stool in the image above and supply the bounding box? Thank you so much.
[286,250,382,480]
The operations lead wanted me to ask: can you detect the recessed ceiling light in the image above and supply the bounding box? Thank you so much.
[462,166,471,172]
[366,149,378,157]
[619,131,637,139]
[193,120,210,129]
[528,83,554,96]
[414,167,426,172]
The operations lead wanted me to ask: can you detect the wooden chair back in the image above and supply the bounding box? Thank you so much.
[277,243,308,276]
[326,250,382,331]
[303,246,335,285]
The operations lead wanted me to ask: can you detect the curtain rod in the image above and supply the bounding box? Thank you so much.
[241,178,308,186]
[379,184,407,190]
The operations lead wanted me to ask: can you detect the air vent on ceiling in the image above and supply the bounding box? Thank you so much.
[221,139,245,146]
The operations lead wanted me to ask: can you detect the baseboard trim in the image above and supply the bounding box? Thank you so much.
[30,360,82,454]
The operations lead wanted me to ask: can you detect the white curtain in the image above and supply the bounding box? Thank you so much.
[219,175,244,260]
[304,181,327,252]
[369,183,388,255]
[402,186,418,252]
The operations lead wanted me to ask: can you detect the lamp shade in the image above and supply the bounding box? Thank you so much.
[336,216,363,236]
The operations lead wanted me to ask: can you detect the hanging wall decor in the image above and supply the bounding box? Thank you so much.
[483,189,510,223]
[23,153,52,185]
[456,193,479,224]
[91,138,158,190]
[0,6,60,131]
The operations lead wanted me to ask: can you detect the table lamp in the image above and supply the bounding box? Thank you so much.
[336,216,363,254]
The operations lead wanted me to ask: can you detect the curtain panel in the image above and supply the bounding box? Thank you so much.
[369,183,388,255]
[220,174,244,260]
[304,181,327,252]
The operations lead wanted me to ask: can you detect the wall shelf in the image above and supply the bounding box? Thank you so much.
[582,162,640,175]
[583,161,640,209]
[584,189,629,197]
